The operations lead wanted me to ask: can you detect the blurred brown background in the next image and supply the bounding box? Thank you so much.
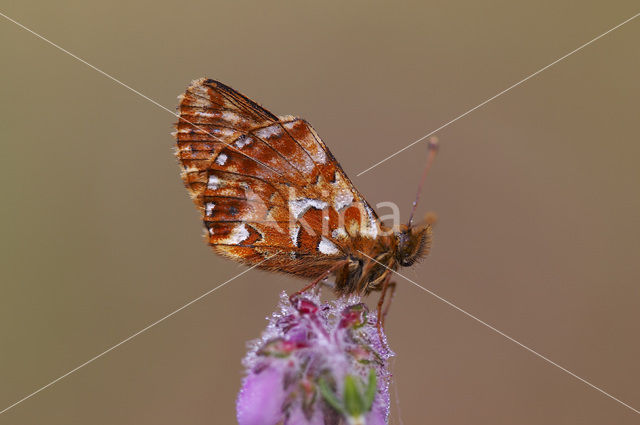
[1,1,639,424]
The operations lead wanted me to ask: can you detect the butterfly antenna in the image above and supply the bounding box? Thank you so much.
[407,137,439,227]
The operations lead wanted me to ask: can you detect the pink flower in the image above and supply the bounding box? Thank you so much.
[236,366,286,425]
[237,292,394,425]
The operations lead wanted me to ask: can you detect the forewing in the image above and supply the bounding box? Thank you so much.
[174,79,380,278]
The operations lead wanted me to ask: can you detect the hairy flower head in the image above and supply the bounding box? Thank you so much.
[237,292,394,425]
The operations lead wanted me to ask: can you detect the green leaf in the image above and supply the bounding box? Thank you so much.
[318,378,345,415]
[363,369,377,412]
[343,375,365,416]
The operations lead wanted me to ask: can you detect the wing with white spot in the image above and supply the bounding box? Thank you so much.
[174,78,380,278]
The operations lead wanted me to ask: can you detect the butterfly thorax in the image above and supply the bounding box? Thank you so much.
[333,223,431,295]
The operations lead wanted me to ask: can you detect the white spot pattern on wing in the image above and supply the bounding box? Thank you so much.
[215,153,228,165]
[318,237,340,255]
[207,175,220,190]
[255,125,282,139]
[289,198,328,220]
[290,225,301,246]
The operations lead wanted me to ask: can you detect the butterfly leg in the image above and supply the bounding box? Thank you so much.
[376,272,393,342]
[381,281,397,327]
[289,260,348,302]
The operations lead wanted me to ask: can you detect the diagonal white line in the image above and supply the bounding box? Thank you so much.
[357,250,640,415]
[2,4,638,418]
[356,11,640,177]
[0,12,176,117]
[4,8,637,180]
[0,257,271,415]
[0,9,279,417]
[0,11,255,160]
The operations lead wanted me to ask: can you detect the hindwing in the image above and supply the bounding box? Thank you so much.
[175,79,381,278]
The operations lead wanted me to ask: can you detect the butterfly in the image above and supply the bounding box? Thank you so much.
[173,79,434,323]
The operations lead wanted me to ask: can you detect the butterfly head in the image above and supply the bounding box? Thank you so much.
[394,213,435,267]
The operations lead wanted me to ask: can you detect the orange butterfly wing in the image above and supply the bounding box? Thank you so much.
[174,79,381,278]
